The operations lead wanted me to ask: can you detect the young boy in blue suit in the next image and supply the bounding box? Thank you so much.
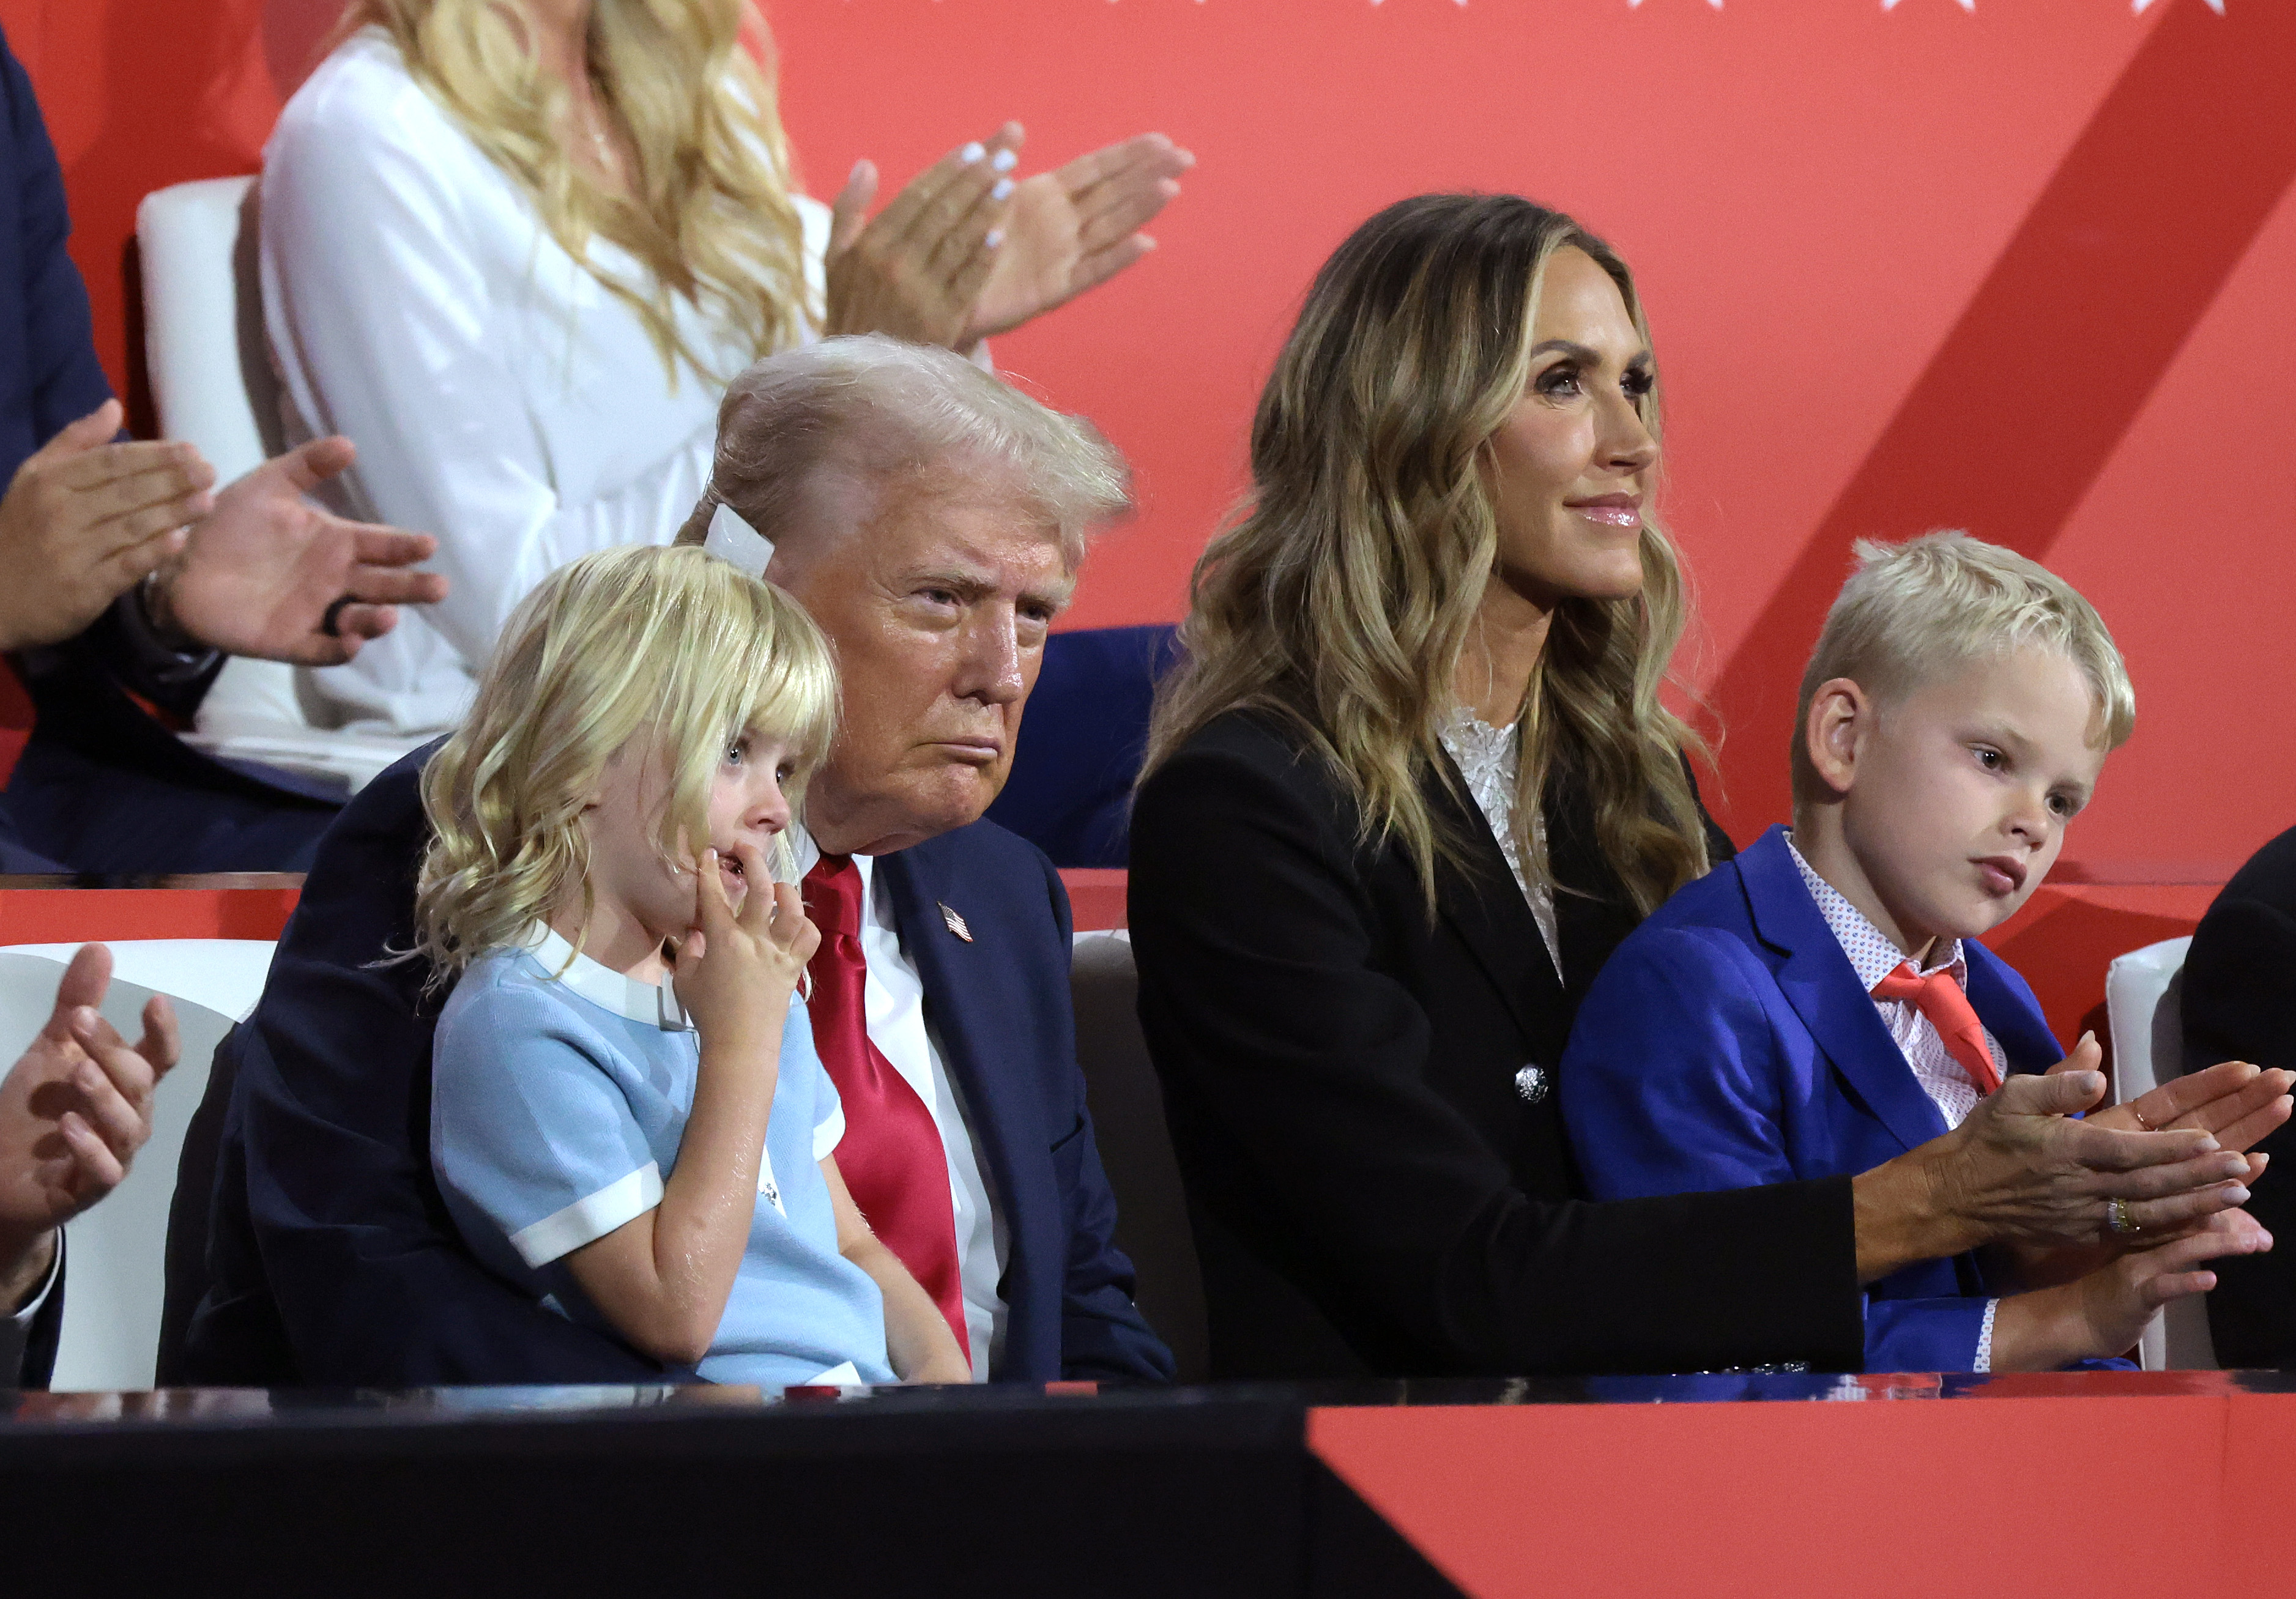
[1562,533,2275,1373]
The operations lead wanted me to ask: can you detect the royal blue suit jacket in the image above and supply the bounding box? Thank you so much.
[1560,826,2066,1373]
[180,744,1172,1386]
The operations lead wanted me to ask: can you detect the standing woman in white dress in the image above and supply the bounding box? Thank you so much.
[260,0,1191,749]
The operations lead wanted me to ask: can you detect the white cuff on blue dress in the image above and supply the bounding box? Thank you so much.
[509,1163,664,1267]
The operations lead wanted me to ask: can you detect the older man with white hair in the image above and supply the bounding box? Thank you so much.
[177,338,1172,1385]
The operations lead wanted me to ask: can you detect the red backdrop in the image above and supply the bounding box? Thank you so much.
[4,0,2289,876]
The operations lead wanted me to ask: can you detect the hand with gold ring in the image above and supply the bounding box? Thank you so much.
[2082,1048,2292,1169]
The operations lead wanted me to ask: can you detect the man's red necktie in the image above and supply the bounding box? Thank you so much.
[801,855,970,1361]
[1871,962,2002,1096]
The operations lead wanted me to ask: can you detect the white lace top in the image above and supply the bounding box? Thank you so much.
[1438,709,1564,981]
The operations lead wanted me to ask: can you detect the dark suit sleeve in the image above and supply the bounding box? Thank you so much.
[2182,853,2296,1367]
[1036,850,1176,1382]
[189,750,674,1385]
[3,34,110,456]
[1131,736,1861,1376]
[1,34,220,713]
[7,1234,63,1388]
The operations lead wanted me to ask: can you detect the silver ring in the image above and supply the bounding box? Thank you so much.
[2107,1196,2141,1237]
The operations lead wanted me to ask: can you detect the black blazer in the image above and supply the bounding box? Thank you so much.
[1128,710,1863,1379]
[2182,823,2296,1367]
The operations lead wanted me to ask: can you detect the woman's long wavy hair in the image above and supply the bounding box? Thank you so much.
[1143,193,1711,915]
[412,544,837,985]
[338,0,812,379]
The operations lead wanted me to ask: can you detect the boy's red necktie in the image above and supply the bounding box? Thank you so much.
[800,855,970,1362]
[1871,962,2002,1096]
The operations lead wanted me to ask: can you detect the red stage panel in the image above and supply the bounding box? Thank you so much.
[0,878,301,944]
[1058,868,1128,933]
[1310,1385,2296,1598]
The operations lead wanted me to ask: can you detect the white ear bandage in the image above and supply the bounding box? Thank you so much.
[702,500,775,579]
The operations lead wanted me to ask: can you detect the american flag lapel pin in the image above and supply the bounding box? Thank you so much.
[939,902,973,942]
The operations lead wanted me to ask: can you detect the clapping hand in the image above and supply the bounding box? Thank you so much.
[2084,1056,2293,1175]
[964,132,1194,344]
[152,436,448,666]
[826,126,1027,351]
[0,401,215,653]
[1999,1050,2292,1289]
[1989,1206,2272,1370]
[1897,1039,2256,1268]
[826,124,1193,352]
[0,945,180,1307]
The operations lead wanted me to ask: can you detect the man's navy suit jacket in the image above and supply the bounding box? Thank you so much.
[181,745,1173,1386]
[1562,826,2069,1373]
[0,26,110,490]
[0,25,110,874]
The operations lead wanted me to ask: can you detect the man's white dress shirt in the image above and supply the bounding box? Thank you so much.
[791,828,1010,1380]
[1786,834,2007,1370]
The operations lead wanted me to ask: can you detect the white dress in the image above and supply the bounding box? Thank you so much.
[255,30,829,749]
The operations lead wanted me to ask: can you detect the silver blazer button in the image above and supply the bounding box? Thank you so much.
[1514,1064,1550,1104]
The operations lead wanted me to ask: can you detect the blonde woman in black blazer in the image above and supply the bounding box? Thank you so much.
[1129,195,2265,1381]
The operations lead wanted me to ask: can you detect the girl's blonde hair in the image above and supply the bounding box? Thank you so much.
[338,0,812,379]
[1790,531,2136,806]
[414,544,837,979]
[1145,193,1711,915]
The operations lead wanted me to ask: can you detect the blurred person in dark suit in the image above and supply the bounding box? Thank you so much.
[0,24,447,874]
[2184,825,2296,1366]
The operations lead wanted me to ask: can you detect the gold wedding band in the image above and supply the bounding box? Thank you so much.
[2107,1197,2141,1236]
[2131,1105,2156,1132]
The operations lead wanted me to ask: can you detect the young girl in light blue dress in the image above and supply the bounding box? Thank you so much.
[413,543,970,1390]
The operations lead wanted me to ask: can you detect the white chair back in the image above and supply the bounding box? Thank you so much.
[136,175,276,482]
[2105,935,2216,1370]
[0,941,277,1389]
[136,177,365,771]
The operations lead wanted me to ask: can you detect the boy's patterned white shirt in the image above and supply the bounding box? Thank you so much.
[1783,834,2008,1371]
[1783,836,2008,1130]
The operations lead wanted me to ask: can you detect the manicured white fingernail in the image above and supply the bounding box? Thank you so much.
[985,229,1005,249]
[959,142,985,165]
[990,147,1018,173]
[991,177,1014,201]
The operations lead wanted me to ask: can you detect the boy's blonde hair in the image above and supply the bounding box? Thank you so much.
[1790,531,2135,806]
[414,544,837,980]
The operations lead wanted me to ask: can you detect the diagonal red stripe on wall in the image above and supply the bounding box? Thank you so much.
[1707,0,2296,836]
